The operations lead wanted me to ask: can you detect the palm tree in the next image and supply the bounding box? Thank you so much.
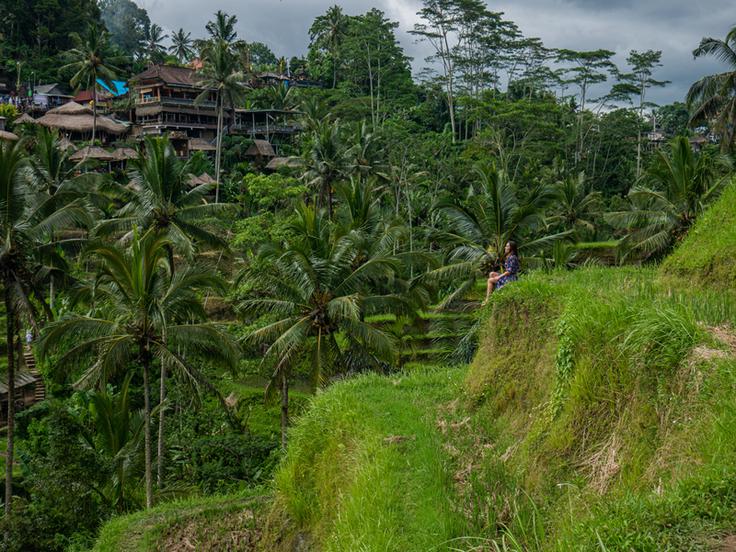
[169,28,194,64]
[206,11,239,44]
[38,231,239,508]
[303,117,346,218]
[434,163,562,305]
[687,26,736,151]
[143,23,168,66]
[548,172,602,239]
[241,204,400,447]
[0,141,90,514]
[84,372,143,512]
[61,25,119,146]
[309,5,348,88]
[97,136,233,263]
[609,136,731,259]
[196,40,245,203]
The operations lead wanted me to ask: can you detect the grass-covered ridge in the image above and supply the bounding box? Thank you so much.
[261,267,736,550]
[661,181,736,287]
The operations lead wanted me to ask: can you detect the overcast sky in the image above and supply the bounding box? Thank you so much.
[137,0,736,104]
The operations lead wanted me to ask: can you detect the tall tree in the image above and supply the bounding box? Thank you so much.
[613,50,670,178]
[98,136,233,260]
[0,141,89,517]
[309,5,349,88]
[241,204,400,447]
[39,231,239,508]
[205,10,239,45]
[687,26,736,151]
[411,0,462,142]
[557,49,616,164]
[303,117,346,218]
[61,25,120,146]
[99,0,150,58]
[169,28,194,64]
[196,40,245,203]
[143,22,168,65]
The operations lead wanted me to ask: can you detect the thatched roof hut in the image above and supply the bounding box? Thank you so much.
[0,130,19,142]
[266,156,302,171]
[188,138,216,152]
[187,173,216,187]
[245,139,276,158]
[14,113,36,125]
[70,146,115,162]
[110,147,138,161]
[36,102,128,136]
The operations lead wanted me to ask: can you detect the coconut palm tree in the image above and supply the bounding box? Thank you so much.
[0,140,90,514]
[61,25,120,147]
[206,10,239,45]
[609,135,732,259]
[97,136,234,262]
[548,172,602,239]
[434,163,562,305]
[196,40,245,203]
[687,26,736,151]
[143,23,168,66]
[303,117,346,218]
[241,204,400,447]
[169,28,194,64]
[309,5,348,88]
[38,230,239,509]
[84,372,143,512]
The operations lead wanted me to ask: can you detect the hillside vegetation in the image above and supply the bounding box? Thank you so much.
[94,189,736,550]
[257,265,736,551]
[661,183,736,287]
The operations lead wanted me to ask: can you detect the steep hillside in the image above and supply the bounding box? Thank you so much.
[263,268,736,551]
[661,182,736,287]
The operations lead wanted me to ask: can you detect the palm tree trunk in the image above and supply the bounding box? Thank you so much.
[280,371,289,450]
[92,85,98,146]
[156,360,166,489]
[4,284,15,516]
[141,345,153,509]
[214,95,224,203]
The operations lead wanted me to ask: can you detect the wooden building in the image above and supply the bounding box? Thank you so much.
[230,108,301,154]
[130,65,219,157]
[0,349,45,425]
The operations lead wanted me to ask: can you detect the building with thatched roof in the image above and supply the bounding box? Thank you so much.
[69,146,116,162]
[265,156,303,171]
[36,102,129,144]
[188,138,216,153]
[0,117,19,141]
[0,348,45,426]
[13,113,36,126]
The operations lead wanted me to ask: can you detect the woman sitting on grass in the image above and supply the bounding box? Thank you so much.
[484,241,520,304]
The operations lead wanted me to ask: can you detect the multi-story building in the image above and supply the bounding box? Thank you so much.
[130,65,219,157]
[130,64,302,158]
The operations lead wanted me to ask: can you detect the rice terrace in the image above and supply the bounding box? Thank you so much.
[1,0,736,550]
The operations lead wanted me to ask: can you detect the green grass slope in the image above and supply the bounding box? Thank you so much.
[661,182,736,287]
[264,268,736,551]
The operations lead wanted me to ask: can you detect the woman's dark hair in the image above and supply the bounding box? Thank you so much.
[506,240,518,257]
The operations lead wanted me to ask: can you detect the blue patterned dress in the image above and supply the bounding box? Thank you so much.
[496,254,520,289]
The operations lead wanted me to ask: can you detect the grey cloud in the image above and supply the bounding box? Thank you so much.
[136,0,735,103]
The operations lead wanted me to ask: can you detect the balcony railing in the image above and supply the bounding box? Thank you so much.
[136,96,216,109]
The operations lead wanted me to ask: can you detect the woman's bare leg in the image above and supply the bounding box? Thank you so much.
[484,273,498,304]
